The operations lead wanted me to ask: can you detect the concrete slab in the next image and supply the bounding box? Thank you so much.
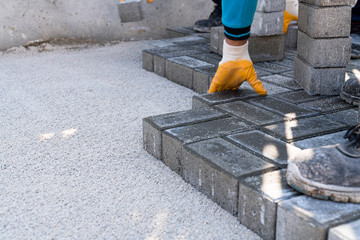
[143,107,227,160]
[299,97,355,113]
[247,97,317,120]
[293,130,347,149]
[193,67,217,94]
[260,74,302,91]
[273,90,325,104]
[226,130,302,167]
[254,62,293,74]
[162,117,254,174]
[276,195,360,240]
[182,138,277,215]
[326,109,359,126]
[215,101,284,126]
[238,170,299,240]
[262,115,348,142]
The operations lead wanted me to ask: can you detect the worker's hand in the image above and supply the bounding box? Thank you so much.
[208,59,267,95]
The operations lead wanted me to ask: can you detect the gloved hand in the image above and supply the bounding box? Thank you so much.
[208,40,267,95]
[283,0,298,34]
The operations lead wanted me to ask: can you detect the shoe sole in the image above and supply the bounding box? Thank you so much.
[287,162,360,203]
[340,87,360,107]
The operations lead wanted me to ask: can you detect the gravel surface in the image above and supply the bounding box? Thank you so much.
[0,41,261,240]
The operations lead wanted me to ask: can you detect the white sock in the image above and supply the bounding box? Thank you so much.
[219,40,251,66]
[286,0,298,17]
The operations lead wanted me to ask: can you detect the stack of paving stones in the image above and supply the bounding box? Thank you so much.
[294,0,353,95]
[210,0,286,62]
[142,30,360,240]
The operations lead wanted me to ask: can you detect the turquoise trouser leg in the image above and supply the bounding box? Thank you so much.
[222,0,258,40]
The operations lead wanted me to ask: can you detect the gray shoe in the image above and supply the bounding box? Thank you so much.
[287,124,360,203]
[340,77,360,107]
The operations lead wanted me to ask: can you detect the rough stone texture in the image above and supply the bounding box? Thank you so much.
[226,130,302,167]
[276,196,360,240]
[240,81,291,95]
[257,0,286,12]
[285,24,298,49]
[328,218,360,240]
[260,74,302,91]
[118,0,143,23]
[166,56,213,89]
[252,11,284,36]
[182,138,277,216]
[193,67,217,94]
[211,27,285,62]
[142,107,227,160]
[293,131,347,149]
[238,170,299,240]
[273,90,325,104]
[299,97,354,113]
[299,0,355,6]
[297,31,351,68]
[262,115,348,142]
[165,35,208,46]
[273,58,295,68]
[216,102,284,126]
[162,117,254,174]
[247,97,317,120]
[298,3,351,38]
[294,56,346,95]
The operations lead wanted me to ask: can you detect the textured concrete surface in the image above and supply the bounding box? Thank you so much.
[0,42,263,239]
[0,0,214,51]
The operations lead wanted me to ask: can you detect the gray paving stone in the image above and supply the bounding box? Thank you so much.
[284,50,297,59]
[326,109,359,126]
[297,31,351,67]
[260,74,302,91]
[117,0,142,23]
[143,45,191,54]
[255,68,273,77]
[252,11,284,36]
[247,97,317,120]
[166,27,198,38]
[273,90,326,104]
[241,81,291,95]
[187,43,212,53]
[298,3,351,38]
[191,53,221,66]
[293,130,347,149]
[142,50,154,72]
[226,130,302,167]
[299,0,355,6]
[257,0,286,12]
[165,35,208,46]
[328,218,360,240]
[182,138,277,215]
[238,170,299,240]
[299,97,354,113]
[216,101,284,126]
[254,62,292,74]
[144,40,177,48]
[262,115,348,142]
[276,195,360,240]
[142,107,227,160]
[193,67,217,94]
[294,56,346,95]
[153,50,203,77]
[285,23,298,49]
[272,58,294,68]
[162,117,254,174]
[192,89,261,108]
[166,56,213,89]
[210,27,220,53]
[280,71,295,78]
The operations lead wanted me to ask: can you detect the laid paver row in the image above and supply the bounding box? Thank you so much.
[142,27,360,239]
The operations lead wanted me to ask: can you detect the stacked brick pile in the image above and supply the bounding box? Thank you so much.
[294,0,353,95]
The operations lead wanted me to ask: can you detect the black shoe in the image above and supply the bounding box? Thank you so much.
[287,124,360,203]
[340,76,360,106]
[193,6,222,33]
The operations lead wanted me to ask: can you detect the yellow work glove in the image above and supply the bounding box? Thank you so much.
[208,40,267,95]
[283,0,298,34]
